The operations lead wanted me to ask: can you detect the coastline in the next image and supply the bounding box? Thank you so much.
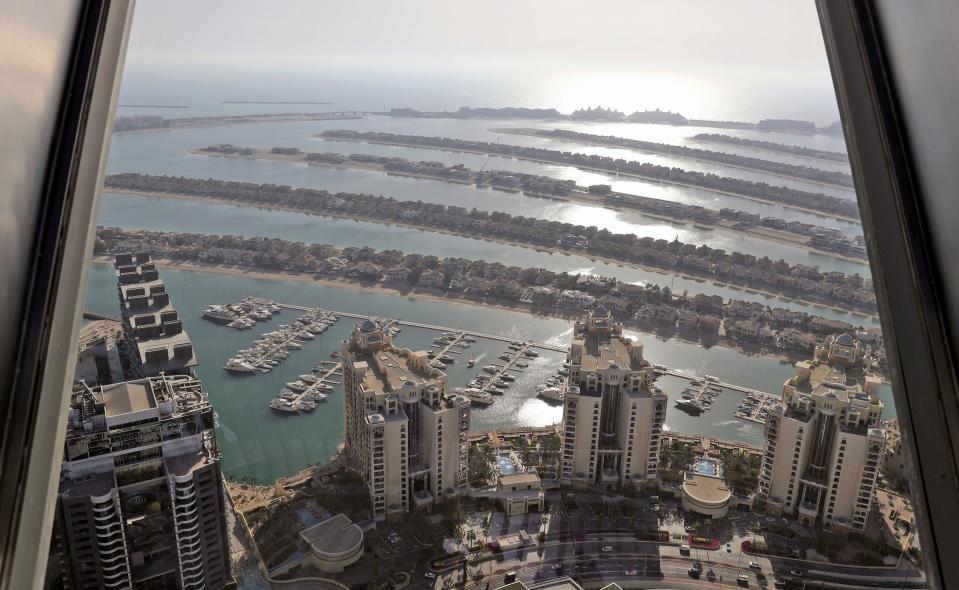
[114,113,363,135]
[187,148,868,265]
[490,127,855,191]
[316,134,863,224]
[104,187,878,320]
[88,256,809,366]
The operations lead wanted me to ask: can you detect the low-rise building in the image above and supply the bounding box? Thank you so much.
[299,514,364,573]
[495,473,544,516]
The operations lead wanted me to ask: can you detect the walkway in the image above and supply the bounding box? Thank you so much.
[277,303,568,352]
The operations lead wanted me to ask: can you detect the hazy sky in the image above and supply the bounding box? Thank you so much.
[120,1,840,121]
[126,1,830,72]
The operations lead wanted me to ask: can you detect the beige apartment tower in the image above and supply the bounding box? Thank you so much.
[756,357,885,533]
[560,307,667,489]
[342,320,471,522]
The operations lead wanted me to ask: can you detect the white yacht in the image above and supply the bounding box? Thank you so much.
[224,358,256,373]
[538,387,564,402]
[203,305,236,324]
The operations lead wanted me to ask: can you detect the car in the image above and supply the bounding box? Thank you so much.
[602,545,613,552]
[575,547,584,555]
[650,495,660,502]
[737,573,750,587]
[706,570,717,582]
[749,561,762,571]
[790,569,804,577]
[726,542,733,552]
[773,579,787,588]
[652,504,660,512]
[688,568,701,578]
[551,564,562,570]
[624,569,637,576]
[680,544,691,555]
[685,525,695,532]
[424,572,436,579]
[691,561,703,571]
[503,572,517,583]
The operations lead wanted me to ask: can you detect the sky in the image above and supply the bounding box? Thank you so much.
[118,1,841,122]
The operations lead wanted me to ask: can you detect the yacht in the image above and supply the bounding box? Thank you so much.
[482,365,499,374]
[203,305,236,324]
[306,391,328,402]
[224,358,256,374]
[675,399,705,415]
[295,399,317,412]
[514,361,529,368]
[538,387,564,402]
[439,354,455,364]
[278,389,298,400]
[498,353,512,361]
[286,381,308,392]
[523,350,539,357]
[299,373,318,383]
[499,373,516,382]
[285,341,303,350]
[297,331,315,340]
[269,399,299,413]
[455,387,494,407]
[467,358,476,368]
[704,375,719,383]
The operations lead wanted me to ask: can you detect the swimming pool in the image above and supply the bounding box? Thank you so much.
[693,459,720,477]
[497,453,517,475]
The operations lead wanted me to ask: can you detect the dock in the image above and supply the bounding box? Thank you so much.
[480,342,531,394]
[662,369,780,424]
[276,303,568,353]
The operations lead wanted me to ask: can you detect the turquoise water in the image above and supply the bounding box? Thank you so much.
[497,453,518,475]
[84,263,895,482]
[693,458,720,477]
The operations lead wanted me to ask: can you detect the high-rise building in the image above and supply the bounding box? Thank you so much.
[560,307,667,488]
[48,254,230,589]
[114,253,197,380]
[341,320,470,522]
[756,355,885,533]
[53,375,230,590]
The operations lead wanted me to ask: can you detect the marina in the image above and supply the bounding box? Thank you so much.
[85,264,897,483]
[202,296,282,330]
[223,307,339,374]
[663,370,780,424]
[269,362,342,415]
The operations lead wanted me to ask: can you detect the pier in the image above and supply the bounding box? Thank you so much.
[429,331,468,363]
[664,369,779,424]
[275,362,342,413]
[478,342,532,394]
[276,303,568,353]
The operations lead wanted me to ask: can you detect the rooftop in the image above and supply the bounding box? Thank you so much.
[67,375,209,435]
[577,334,635,373]
[495,578,584,590]
[354,346,442,395]
[682,473,732,506]
[300,513,364,557]
[101,381,156,418]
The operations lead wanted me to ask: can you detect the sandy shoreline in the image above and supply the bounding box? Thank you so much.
[317,134,863,224]
[89,256,809,366]
[103,187,877,320]
[187,148,868,265]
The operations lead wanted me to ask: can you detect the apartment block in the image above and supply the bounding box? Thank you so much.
[341,320,471,522]
[114,252,197,379]
[560,307,667,488]
[53,375,230,590]
[756,356,885,533]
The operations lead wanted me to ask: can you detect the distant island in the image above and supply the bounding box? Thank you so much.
[220,100,333,105]
[693,133,848,162]
[388,106,843,134]
[320,130,862,220]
